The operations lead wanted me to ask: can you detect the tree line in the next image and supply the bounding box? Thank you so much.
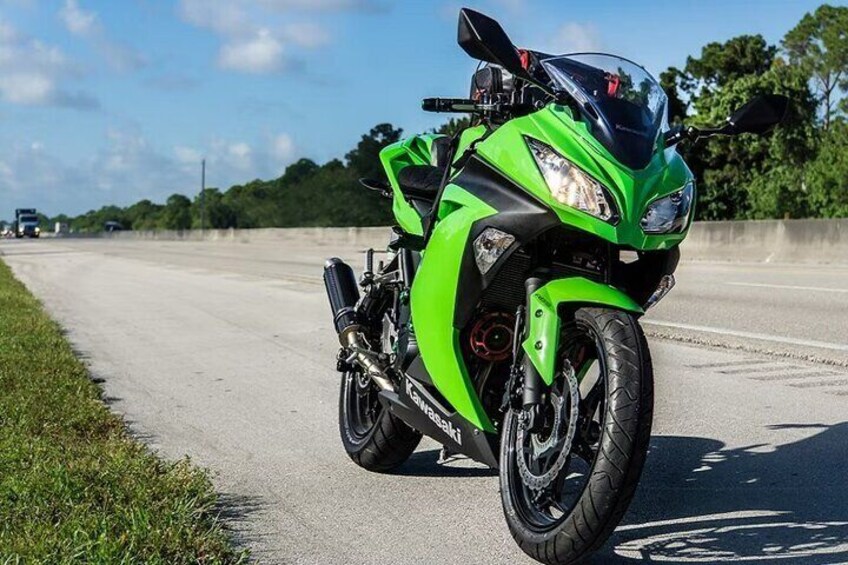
[53,4,848,231]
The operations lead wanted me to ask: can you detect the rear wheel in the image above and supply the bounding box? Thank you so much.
[338,371,421,472]
[500,308,653,564]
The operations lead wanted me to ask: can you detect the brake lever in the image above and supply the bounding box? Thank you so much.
[665,123,737,147]
[664,126,695,147]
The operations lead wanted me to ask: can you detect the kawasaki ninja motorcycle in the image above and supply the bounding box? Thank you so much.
[324,8,787,564]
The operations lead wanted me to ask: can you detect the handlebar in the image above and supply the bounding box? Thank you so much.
[664,124,734,147]
[421,98,479,113]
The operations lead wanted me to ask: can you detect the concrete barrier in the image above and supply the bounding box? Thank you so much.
[67,226,392,249]
[64,219,848,265]
[681,219,848,264]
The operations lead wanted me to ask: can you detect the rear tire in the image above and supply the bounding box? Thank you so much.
[339,371,421,473]
[500,308,654,564]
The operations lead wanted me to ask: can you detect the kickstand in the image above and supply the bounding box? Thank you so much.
[438,445,460,464]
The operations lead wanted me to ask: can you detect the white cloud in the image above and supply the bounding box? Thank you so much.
[228,142,251,157]
[258,0,382,10]
[177,0,346,74]
[271,133,295,161]
[0,141,87,213]
[1,127,301,215]
[219,29,285,73]
[99,41,147,72]
[0,72,52,104]
[0,18,18,42]
[60,0,97,36]
[58,0,146,72]
[224,141,254,171]
[174,145,203,165]
[0,19,98,109]
[549,22,602,54]
[179,0,252,36]
[282,22,330,48]
[490,0,524,12]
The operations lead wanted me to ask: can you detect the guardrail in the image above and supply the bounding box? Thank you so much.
[62,219,848,265]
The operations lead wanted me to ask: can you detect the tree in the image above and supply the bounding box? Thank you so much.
[345,123,403,180]
[783,4,848,129]
[666,34,817,220]
[161,194,192,230]
[693,63,816,220]
[125,199,162,230]
[683,35,777,93]
[660,67,687,125]
[193,189,236,229]
[806,120,848,216]
[279,158,319,185]
[436,117,475,137]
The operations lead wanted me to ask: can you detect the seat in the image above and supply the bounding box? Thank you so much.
[430,136,451,168]
[397,165,443,201]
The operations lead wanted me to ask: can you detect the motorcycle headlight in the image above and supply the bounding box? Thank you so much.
[641,181,695,234]
[526,137,617,223]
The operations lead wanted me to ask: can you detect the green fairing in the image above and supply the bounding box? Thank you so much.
[475,105,694,251]
[409,183,497,432]
[379,134,444,235]
[393,103,694,431]
[380,127,488,236]
[454,124,487,158]
[521,278,644,385]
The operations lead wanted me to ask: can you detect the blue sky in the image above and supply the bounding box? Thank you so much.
[0,0,831,216]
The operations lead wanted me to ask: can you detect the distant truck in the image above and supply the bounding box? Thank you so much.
[14,208,40,238]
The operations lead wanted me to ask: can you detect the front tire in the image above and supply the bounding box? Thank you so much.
[338,371,421,473]
[500,308,654,564]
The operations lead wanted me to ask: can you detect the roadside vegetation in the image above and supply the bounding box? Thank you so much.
[0,260,245,563]
[50,4,848,231]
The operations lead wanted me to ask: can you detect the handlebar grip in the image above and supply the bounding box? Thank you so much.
[421,98,443,112]
[422,98,477,113]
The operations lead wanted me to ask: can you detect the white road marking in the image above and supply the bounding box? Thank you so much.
[727,282,848,294]
[644,320,848,352]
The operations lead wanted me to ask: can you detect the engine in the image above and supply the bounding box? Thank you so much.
[468,311,514,362]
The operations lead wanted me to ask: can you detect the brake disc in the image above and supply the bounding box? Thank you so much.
[516,363,581,491]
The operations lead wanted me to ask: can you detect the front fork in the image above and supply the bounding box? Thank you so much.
[502,278,546,425]
[521,278,546,431]
[513,275,645,432]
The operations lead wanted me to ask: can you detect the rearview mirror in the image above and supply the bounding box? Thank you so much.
[458,8,527,79]
[727,94,789,135]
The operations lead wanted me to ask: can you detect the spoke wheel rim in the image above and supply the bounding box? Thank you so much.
[506,319,609,532]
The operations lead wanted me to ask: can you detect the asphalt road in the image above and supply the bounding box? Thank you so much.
[2,237,847,564]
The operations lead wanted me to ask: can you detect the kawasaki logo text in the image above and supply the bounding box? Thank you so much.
[406,380,462,445]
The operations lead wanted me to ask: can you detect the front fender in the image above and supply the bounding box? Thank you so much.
[521,277,644,385]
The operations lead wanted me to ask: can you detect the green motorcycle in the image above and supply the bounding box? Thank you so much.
[324,8,786,564]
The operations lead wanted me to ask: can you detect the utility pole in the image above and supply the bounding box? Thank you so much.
[200,158,206,232]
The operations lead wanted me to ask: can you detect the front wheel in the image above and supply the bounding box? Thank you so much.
[500,308,654,564]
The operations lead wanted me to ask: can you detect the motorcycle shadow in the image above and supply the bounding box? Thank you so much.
[395,449,498,478]
[594,422,848,564]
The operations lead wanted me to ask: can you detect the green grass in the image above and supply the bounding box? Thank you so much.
[0,260,247,564]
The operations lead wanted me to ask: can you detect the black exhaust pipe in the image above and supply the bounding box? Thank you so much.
[324,258,360,334]
[324,257,394,392]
